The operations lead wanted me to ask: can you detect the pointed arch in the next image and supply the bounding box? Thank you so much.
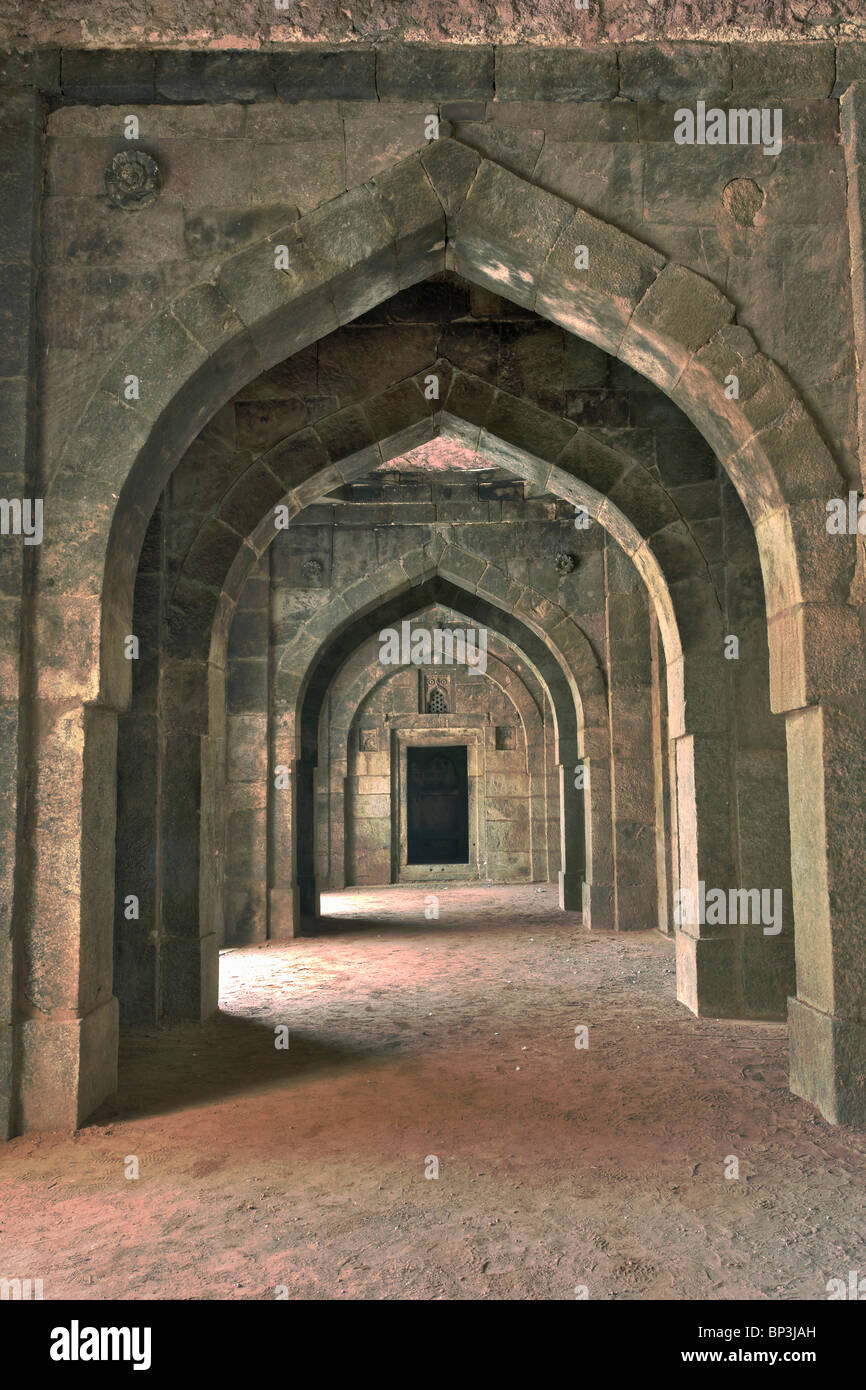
[323,622,553,889]
[18,143,864,1132]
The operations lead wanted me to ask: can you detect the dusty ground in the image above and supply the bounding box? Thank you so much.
[2,883,866,1301]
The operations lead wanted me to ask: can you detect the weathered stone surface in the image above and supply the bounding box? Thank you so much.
[619,42,731,101]
[534,141,643,225]
[455,158,573,307]
[419,136,481,219]
[0,47,60,91]
[496,46,617,101]
[491,99,638,142]
[377,44,494,100]
[676,933,740,1017]
[156,51,277,103]
[272,48,376,101]
[834,43,866,95]
[485,391,576,462]
[0,263,33,376]
[43,194,186,266]
[790,998,866,1126]
[62,48,156,102]
[730,41,835,99]
[453,122,545,182]
[0,90,41,264]
[344,102,430,184]
[367,154,447,284]
[620,262,736,390]
[537,208,665,355]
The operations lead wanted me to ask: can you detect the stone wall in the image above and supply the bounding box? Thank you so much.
[30,53,859,486]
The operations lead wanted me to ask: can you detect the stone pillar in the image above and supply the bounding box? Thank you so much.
[673,480,795,1023]
[200,722,226,954]
[158,659,218,1021]
[557,739,584,910]
[604,541,658,930]
[297,757,318,918]
[841,84,866,466]
[20,703,119,1132]
[0,89,42,1137]
[114,508,162,1026]
[542,697,561,884]
[673,691,792,1023]
[674,731,742,1017]
[327,753,348,889]
[268,711,300,939]
[650,612,673,934]
[667,736,681,931]
[581,752,615,929]
[527,727,549,882]
[667,560,746,1019]
[792,83,866,1119]
[223,558,270,944]
[724,480,795,1017]
[115,709,161,1025]
[787,702,866,1126]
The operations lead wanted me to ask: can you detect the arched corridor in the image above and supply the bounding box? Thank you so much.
[4,19,866,1316]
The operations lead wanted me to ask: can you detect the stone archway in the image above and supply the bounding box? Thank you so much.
[17,143,864,1133]
[274,570,599,927]
[212,426,744,981]
[322,625,554,891]
[162,361,747,995]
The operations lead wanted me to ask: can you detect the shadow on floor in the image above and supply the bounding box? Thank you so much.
[110,1014,380,1122]
[299,912,570,938]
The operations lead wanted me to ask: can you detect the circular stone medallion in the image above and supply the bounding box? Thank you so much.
[105,151,161,210]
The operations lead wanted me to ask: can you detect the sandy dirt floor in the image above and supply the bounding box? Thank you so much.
[2,883,866,1301]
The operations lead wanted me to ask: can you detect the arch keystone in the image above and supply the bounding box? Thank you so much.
[419,138,482,220]
[454,159,574,308]
[366,156,448,283]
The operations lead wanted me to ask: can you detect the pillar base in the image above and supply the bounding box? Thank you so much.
[741,931,794,1019]
[298,874,318,919]
[268,887,299,940]
[582,882,614,930]
[19,995,118,1132]
[558,870,582,911]
[789,996,866,1127]
[161,931,219,1020]
[616,883,658,931]
[0,1021,12,1139]
[676,931,740,1017]
[201,932,219,1018]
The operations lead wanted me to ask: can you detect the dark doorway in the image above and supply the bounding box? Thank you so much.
[407,745,469,864]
